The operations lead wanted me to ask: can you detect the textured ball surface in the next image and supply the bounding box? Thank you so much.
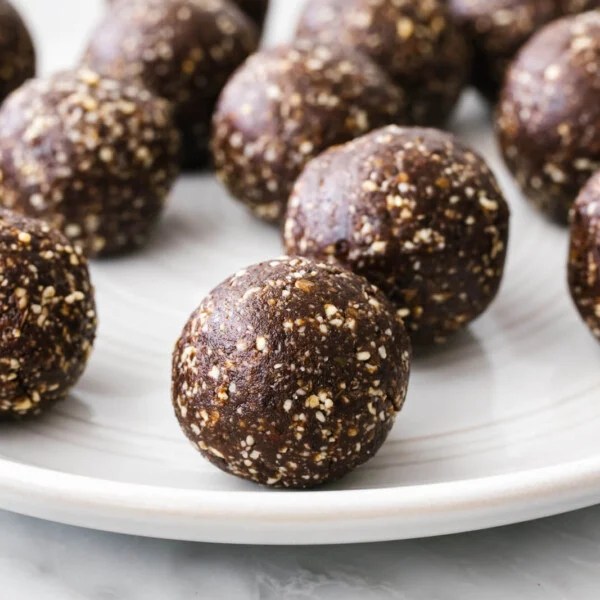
[569,171,600,341]
[0,0,35,105]
[107,0,270,30]
[284,126,510,345]
[0,68,180,257]
[296,0,470,126]
[0,210,96,420]
[496,11,600,224]
[449,0,600,101]
[172,256,411,488]
[87,0,259,168]
[212,44,406,222]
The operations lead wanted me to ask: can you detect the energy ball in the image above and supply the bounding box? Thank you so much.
[107,0,270,31]
[284,126,510,345]
[448,0,600,101]
[172,256,411,488]
[496,11,600,224]
[212,44,406,222]
[0,210,96,420]
[86,0,259,168]
[448,0,556,101]
[569,171,600,341]
[296,0,470,126]
[0,68,180,257]
[0,0,35,105]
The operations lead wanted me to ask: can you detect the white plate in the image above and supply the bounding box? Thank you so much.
[1,0,600,545]
[0,91,599,545]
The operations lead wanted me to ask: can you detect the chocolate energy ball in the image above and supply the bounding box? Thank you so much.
[212,44,407,222]
[448,0,600,101]
[86,0,259,168]
[569,171,600,341]
[172,256,411,488]
[296,0,470,126]
[496,11,600,224]
[0,210,96,420]
[448,0,557,101]
[107,0,270,31]
[0,0,35,105]
[0,68,180,257]
[284,126,510,345]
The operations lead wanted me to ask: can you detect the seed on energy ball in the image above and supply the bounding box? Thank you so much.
[172,256,411,488]
[296,0,470,126]
[568,171,600,341]
[0,210,96,420]
[0,68,180,257]
[496,11,600,224]
[448,1,600,102]
[284,126,510,345]
[0,0,35,105]
[212,43,407,223]
[86,0,259,169]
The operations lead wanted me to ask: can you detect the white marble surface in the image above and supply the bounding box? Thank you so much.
[2,506,600,599]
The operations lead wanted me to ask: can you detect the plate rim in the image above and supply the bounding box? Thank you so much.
[2,452,600,544]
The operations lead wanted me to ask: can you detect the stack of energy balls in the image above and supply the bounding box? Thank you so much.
[0,0,598,490]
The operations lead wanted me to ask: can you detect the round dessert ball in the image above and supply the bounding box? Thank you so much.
[107,0,270,31]
[0,210,97,420]
[284,126,510,345]
[448,0,557,101]
[569,170,600,341]
[172,256,412,488]
[0,68,180,257]
[496,11,600,224]
[0,0,35,105]
[296,0,470,126]
[448,0,600,101]
[86,0,259,168]
[212,43,407,222]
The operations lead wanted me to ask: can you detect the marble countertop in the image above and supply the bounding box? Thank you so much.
[2,506,600,599]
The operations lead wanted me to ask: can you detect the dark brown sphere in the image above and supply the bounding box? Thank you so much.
[569,170,600,341]
[86,0,259,169]
[0,0,35,105]
[172,256,412,489]
[0,69,180,257]
[212,43,407,222]
[296,0,470,126]
[448,0,600,101]
[0,210,96,420]
[107,0,270,31]
[448,0,556,101]
[284,126,510,345]
[496,11,600,224]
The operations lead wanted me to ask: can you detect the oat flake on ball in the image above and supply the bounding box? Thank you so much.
[569,170,600,341]
[0,0,35,105]
[86,0,259,168]
[0,210,96,420]
[296,0,470,126]
[172,256,411,488]
[496,11,600,224]
[284,126,510,345]
[212,43,407,223]
[0,68,180,257]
